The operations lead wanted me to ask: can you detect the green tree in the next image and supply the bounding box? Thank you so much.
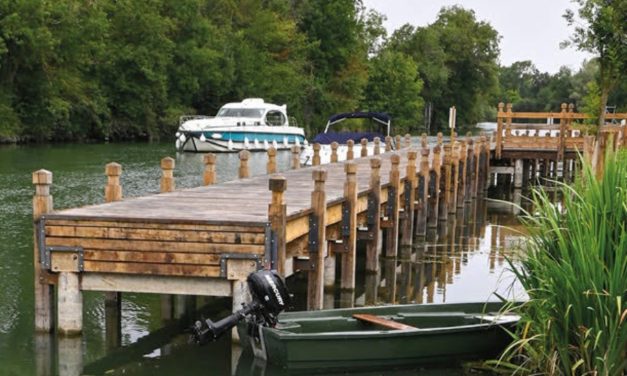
[362,50,424,134]
[564,0,627,125]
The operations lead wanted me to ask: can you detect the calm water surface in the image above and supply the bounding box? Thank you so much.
[0,142,526,376]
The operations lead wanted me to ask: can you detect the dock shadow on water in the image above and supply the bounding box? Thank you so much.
[0,142,526,376]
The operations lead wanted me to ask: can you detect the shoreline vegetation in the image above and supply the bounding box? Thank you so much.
[1,1,624,145]
[487,149,627,375]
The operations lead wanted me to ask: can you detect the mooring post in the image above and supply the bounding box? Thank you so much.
[160,157,175,192]
[404,134,412,148]
[313,143,321,166]
[33,170,54,333]
[496,103,504,159]
[104,163,122,348]
[365,158,382,273]
[374,137,381,155]
[268,176,287,275]
[385,154,401,257]
[439,144,451,222]
[331,142,339,163]
[266,147,277,174]
[291,145,300,169]
[340,162,358,290]
[239,150,250,178]
[415,147,429,237]
[400,151,417,252]
[456,140,467,208]
[308,169,327,310]
[395,135,402,150]
[385,136,392,152]
[203,154,217,185]
[449,145,460,213]
[360,138,368,158]
[427,145,441,227]
[346,139,354,160]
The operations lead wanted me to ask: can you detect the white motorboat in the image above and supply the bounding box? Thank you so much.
[175,98,307,152]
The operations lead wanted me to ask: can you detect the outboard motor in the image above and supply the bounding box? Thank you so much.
[191,270,290,344]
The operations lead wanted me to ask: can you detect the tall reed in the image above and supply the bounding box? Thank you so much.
[489,150,627,375]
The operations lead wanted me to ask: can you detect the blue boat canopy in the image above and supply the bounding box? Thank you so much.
[312,112,391,145]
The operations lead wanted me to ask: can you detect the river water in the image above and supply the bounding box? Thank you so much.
[0,142,526,375]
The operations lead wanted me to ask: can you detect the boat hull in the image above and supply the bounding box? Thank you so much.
[239,302,518,371]
[176,128,306,153]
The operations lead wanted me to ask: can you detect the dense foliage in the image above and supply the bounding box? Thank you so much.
[0,0,624,143]
[489,151,627,375]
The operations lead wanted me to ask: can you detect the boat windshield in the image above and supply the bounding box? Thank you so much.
[217,108,264,118]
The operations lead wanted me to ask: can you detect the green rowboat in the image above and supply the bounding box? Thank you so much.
[238,302,519,371]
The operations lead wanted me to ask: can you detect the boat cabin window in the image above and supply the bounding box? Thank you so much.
[217,108,264,118]
[265,110,286,126]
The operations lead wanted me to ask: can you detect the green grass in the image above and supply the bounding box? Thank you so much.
[487,150,627,375]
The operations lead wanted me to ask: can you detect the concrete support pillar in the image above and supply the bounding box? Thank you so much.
[514,159,524,188]
[57,272,82,336]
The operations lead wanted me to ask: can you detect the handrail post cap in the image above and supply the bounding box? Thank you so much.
[160,157,175,169]
[344,161,357,174]
[32,169,52,185]
[269,176,287,192]
[105,162,122,176]
[203,154,216,164]
[370,158,381,168]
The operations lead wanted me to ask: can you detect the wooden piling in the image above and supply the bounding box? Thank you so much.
[160,157,175,192]
[400,151,417,249]
[268,176,287,274]
[374,137,381,155]
[266,147,277,174]
[437,132,443,147]
[366,158,382,273]
[439,145,451,222]
[238,150,250,178]
[385,154,401,257]
[421,133,428,149]
[456,140,467,207]
[313,143,321,166]
[464,136,474,202]
[346,140,355,160]
[331,142,339,163]
[496,103,504,159]
[203,154,217,185]
[104,163,122,348]
[291,145,300,169]
[427,145,441,228]
[415,148,429,237]
[360,138,368,158]
[33,170,54,332]
[340,162,357,290]
[57,272,82,336]
[308,169,327,310]
[449,145,460,213]
[385,136,392,152]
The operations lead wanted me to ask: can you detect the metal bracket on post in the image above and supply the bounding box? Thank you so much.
[37,217,85,272]
[366,192,377,226]
[219,253,262,278]
[308,214,319,252]
[341,202,351,237]
[264,224,277,270]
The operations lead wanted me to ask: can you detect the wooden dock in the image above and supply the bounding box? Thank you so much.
[32,104,626,336]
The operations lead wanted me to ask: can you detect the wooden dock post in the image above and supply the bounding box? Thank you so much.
[268,176,287,274]
[385,136,392,152]
[308,169,327,310]
[496,103,504,159]
[400,151,417,252]
[104,163,122,348]
[395,135,402,150]
[160,157,175,192]
[346,140,355,160]
[385,154,401,257]
[266,147,277,174]
[58,271,82,336]
[374,137,381,155]
[427,145,441,228]
[449,145,460,213]
[203,154,217,185]
[421,133,428,149]
[313,143,321,166]
[360,138,368,158]
[33,170,54,333]
[239,150,250,178]
[291,145,300,169]
[331,142,339,163]
[340,162,357,290]
[456,140,467,208]
[514,159,524,188]
[465,136,474,202]
[365,158,382,273]
[415,147,429,237]
[437,132,443,147]
[439,145,451,222]
[404,134,412,148]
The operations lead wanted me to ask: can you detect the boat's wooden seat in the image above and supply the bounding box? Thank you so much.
[352,314,417,330]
